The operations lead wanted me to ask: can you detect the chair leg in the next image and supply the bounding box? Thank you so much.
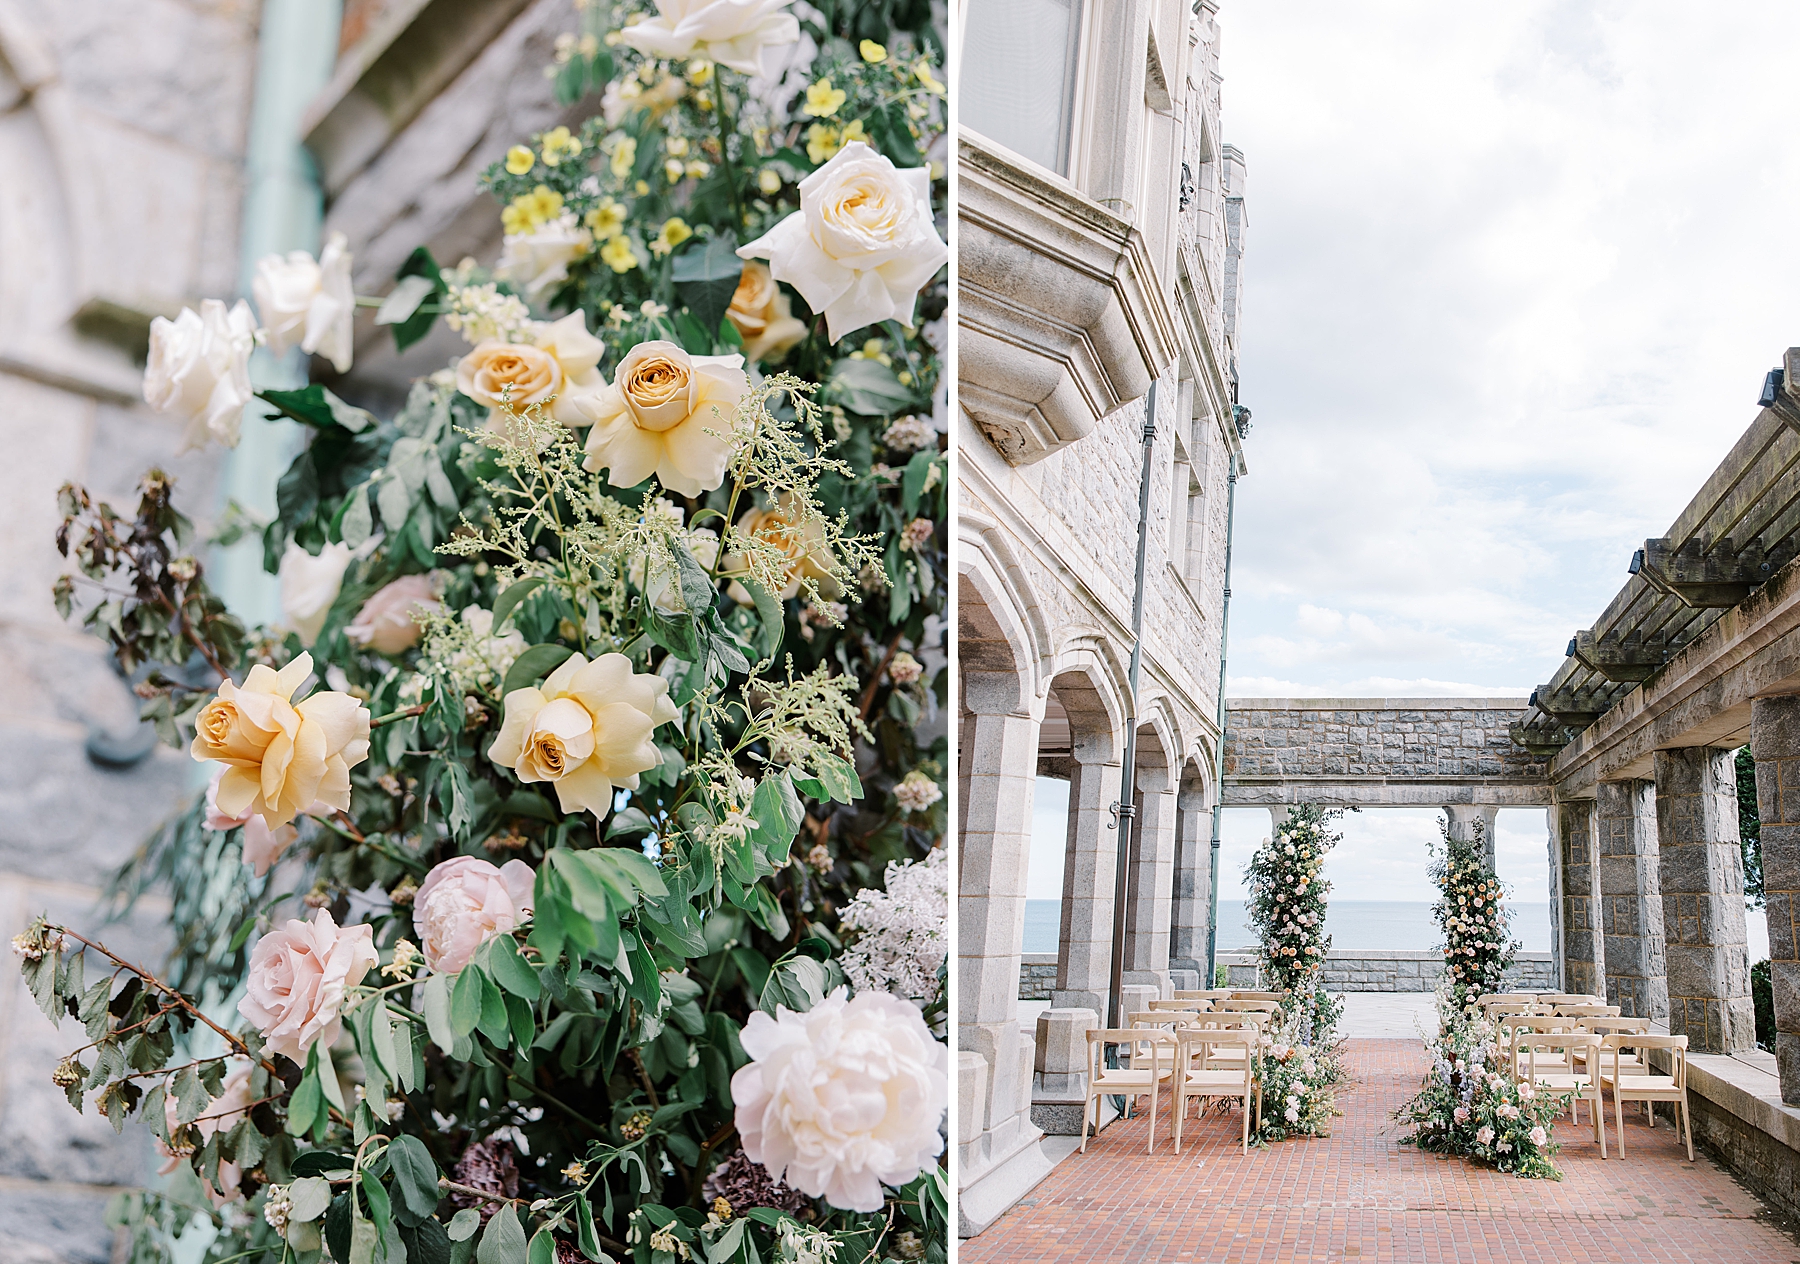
[1080,1093,1091,1153]
[1147,1082,1159,1155]
[1594,1088,1606,1159]
[1681,1098,1694,1161]
[1615,1091,1626,1159]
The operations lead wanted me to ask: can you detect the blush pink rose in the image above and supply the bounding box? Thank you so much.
[413,856,536,974]
[156,1061,255,1204]
[238,908,377,1064]
[346,574,442,655]
[204,765,314,877]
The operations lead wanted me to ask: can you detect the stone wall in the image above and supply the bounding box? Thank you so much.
[1223,699,1551,806]
[0,3,260,1261]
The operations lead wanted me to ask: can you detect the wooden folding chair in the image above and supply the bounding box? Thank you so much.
[1230,990,1290,1004]
[1130,1009,1205,1033]
[1149,998,1213,1014]
[1507,1015,1577,1077]
[1173,1028,1259,1155]
[1520,1032,1606,1156]
[1175,989,1238,1004]
[1598,1033,1693,1160]
[1080,1028,1175,1153]
[1573,1016,1649,1074]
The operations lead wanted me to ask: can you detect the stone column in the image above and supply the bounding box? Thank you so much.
[1547,808,1565,988]
[1053,756,1121,1014]
[1555,797,1606,998]
[1595,780,1668,1020]
[1122,783,1176,994]
[1753,698,1800,1098]
[1169,782,1213,976]
[1446,805,1498,870]
[1653,747,1755,1054]
[957,704,1042,1174]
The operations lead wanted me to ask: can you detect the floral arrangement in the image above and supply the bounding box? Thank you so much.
[1249,1033,1340,1143]
[1429,816,1517,1006]
[20,4,950,1264]
[1394,976,1563,1178]
[1244,805,1344,1046]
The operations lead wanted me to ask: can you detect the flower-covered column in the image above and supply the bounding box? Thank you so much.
[1052,755,1122,1014]
[1554,796,1606,997]
[1752,696,1800,1100]
[1596,779,1668,1021]
[1654,747,1755,1053]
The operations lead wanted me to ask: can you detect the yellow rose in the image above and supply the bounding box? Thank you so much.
[487,653,680,816]
[724,495,842,602]
[454,312,605,427]
[581,340,746,495]
[190,653,372,830]
[726,261,807,362]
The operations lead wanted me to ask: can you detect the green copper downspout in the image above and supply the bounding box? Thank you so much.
[1204,408,1244,989]
[213,0,343,620]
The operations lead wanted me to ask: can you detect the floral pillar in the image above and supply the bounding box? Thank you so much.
[1653,747,1755,1054]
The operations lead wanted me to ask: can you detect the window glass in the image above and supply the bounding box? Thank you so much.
[961,0,1082,175]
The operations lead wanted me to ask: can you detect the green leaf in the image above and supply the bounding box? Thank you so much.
[902,449,939,517]
[173,1064,209,1125]
[759,955,827,1015]
[811,752,862,804]
[288,1176,333,1224]
[392,248,446,352]
[501,644,576,697]
[286,1070,322,1137]
[491,576,548,630]
[574,1193,602,1261]
[671,235,743,338]
[378,474,413,532]
[447,1210,482,1243]
[404,1218,453,1264]
[477,1204,527,1264]
[604,807,654,840]
[376,275,438,327]
[869,98,925,167]
[259,385,337,429]
[830,357,914,416]
[749,773,804,867]
[489,936,541,1000]
[291,1151,352,1178]
[526,1228,556,1264]
[450,967,483,1039]
[476,966,511,1045]
[342,485,375,548]
[325,1193,353,1264]
[386,1135,442,1224]
[423,972,457,1052]
[740,579,783,662]
[276,451,320,530]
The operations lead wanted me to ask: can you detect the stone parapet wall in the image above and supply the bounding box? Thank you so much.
[1018,950,1556,997]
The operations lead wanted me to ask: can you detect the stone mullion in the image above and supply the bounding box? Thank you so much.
[1556,797,1606,998]
[1169,792,1213,976]
[1053,759,1122,1015]
[1122,785,1177,992]
[1653,746,1755,1055]
[1595,779,1668,1021]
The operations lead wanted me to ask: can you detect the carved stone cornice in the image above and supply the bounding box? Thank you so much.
[956,129,1180,465]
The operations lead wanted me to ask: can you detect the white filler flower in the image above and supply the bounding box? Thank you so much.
[738,142,946,343]
[732,988,947,1212]
[839,849,947,1004]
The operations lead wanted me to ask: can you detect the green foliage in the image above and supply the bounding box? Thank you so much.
[1428,816,1518,1006]
[1754,957,1775,1050]
[1738,746,1764,908]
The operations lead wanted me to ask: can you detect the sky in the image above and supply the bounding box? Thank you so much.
[1024,3,1795,947]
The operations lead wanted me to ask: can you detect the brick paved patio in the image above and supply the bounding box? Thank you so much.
[961,1039,1800,1263]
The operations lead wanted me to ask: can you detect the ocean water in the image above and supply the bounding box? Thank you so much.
[1020,899,1553,955]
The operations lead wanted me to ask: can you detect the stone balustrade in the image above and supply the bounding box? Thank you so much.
[1017,949,1556,997]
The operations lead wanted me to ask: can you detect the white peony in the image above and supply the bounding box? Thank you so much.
[253,232,356,372]
[143,299,258,451]
[494,212,592,302]
[620,0,800,76]
[738,142,946,344]
[279,540,354,647]
[732,988,946,1212]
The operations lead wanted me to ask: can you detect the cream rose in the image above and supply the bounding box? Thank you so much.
[455,312,605,427]
[620,0,799,75]
[157,1061,254,1205]
[346,574,441,655]
[253,232,355,373]
[413,856,536,974]
[738,142,946,343]
[189,652,372,829]
[495,212,591,302]
[724,496,840,602]
[238,908,377,1064]
[732,989,947,1213]
[204,764,300,877]
[279,540,353,647]
[144,299,258,451]
[487,652,680,816]
[580,340,747,496]
[726,261,808,362]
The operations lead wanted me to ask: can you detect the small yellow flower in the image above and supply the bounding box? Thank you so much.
[804,77,847,118]
[601,235,640,273]
[915,59,945,94]
[505,145,535,175]
[805,123,841,164]
[618,79,644,104]
[897,370,914,386]
[757,168,783,195]
[634,178,650,195]
[585,199,627,239]
[610,135,638,178]
[664,157,686,184]
[859,39,887,63]
[687,58,713,85]
[665,136,690,158]
[841,118,866,146]
[562,1160,589,1184]
[694,89,714,111]
[540,125,583,166]
[500,184,565,234]
[685,160,711,179]
[650,218,692,256]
